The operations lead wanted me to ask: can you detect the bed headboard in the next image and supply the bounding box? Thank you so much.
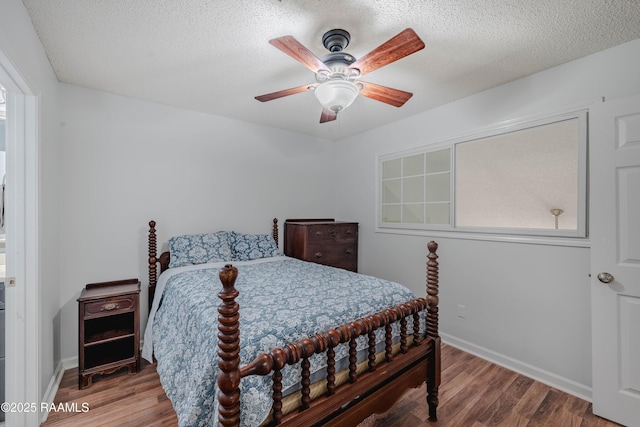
[147,218,279,313]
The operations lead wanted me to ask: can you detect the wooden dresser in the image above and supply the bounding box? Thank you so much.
[77,278,140,389]
[284,219,358,272]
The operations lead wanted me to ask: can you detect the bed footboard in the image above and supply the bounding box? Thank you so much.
[216,241,441,426]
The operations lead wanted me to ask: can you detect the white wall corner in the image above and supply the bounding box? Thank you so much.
[62,355,78,371]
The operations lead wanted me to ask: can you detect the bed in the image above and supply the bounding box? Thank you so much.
[143,219,440,427]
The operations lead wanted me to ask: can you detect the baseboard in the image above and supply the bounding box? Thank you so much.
[440,333,592,402]
[62,355,78,370]
[39,361,66,424]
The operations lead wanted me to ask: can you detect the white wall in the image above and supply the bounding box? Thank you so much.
[332,38,640,398]
[0,0,61,405]
[57,84,335,362]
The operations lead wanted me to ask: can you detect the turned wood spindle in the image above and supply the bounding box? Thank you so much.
[270,347,287,425]
[148,220,158,312]
[326,346,336,396]
[385,324,393,362]
[300,357,311,410]
[272,369,283,424]
[367,316,380,372]
[272,218,279,248]
[400,316,408,354]
[426,241,441,421]
[348,337,358,383]
[217,264,241,427]
[368,329,377,372]
[299,338,315,410]
[326,329,340,396]
[413,311,422,345]
[426,241,440,340]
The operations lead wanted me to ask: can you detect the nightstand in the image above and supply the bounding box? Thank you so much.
[77,278,140,389]
[284,219,359,272]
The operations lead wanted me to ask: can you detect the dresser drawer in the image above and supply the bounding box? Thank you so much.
[307,223,357,242]
[84,296,135,318]
[307,242,357,271]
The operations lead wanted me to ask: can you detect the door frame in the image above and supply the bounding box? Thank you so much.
[0,47,41,426]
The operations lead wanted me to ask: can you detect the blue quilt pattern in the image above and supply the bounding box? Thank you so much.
[153,257,419,427]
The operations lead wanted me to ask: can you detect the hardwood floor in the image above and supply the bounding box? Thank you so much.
[42,361,178,427]
[42,344,621,427]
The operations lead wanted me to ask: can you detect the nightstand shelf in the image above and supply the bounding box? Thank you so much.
[77,278,140,389]
[84,313,135,344]
[83,338,136,370]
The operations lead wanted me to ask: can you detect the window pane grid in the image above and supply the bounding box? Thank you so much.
[381,148,450,226]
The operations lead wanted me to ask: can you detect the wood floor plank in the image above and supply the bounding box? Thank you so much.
[42,344,622,427]
[495,410,532,427]
[513,381,553,419]
[504,374,536,400]
[530,389,570,424]
[477,391,519,426]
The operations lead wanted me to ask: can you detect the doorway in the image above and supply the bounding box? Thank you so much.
[0,48,40,426]
[0,84,5,424]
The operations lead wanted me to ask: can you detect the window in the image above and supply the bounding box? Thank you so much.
[381,149,451,226]
[377,110,588,241]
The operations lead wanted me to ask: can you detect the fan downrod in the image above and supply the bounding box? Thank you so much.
[322,29,351,52]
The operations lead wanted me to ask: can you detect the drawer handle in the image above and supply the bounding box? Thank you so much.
[102,303,119,311]
[329,229,337,238]
[315,231,323,237]
[345,248,353,255]
[314,252,323,258]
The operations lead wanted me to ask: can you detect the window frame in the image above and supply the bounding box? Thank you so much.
[375,108,589,247]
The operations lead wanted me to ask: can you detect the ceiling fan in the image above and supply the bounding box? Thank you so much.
[255,28,425,123]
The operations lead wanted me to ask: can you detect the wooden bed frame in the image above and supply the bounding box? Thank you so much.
[147,219,440,427]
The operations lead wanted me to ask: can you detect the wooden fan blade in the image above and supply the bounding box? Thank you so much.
[320,108,337,123]
[255,84,317,102]
[358,81,413,107]
[348,28,425,77]
[269,36,330,73]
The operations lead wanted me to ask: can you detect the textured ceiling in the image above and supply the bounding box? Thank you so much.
[21,0,640,140]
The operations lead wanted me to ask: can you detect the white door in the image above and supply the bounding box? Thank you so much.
[590,94,640,427]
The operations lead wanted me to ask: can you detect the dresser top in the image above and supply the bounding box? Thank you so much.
[285,219,358,226]
[78,278,140,301]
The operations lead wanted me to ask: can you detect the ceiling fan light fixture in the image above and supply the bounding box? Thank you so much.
[256,28,424,123]
[314,80,359,113]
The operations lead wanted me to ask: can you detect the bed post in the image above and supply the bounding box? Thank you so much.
[148,220,158,313]
[272,217,279,248]
[426,241,440,421]
[218,264,241,427]
[426,241,440,341]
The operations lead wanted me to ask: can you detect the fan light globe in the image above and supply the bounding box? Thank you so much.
[314,80,360,113]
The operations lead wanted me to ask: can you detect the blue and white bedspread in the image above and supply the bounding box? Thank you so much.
[142,256,419,427]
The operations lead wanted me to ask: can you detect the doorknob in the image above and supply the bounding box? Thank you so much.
[597,272,614,284]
